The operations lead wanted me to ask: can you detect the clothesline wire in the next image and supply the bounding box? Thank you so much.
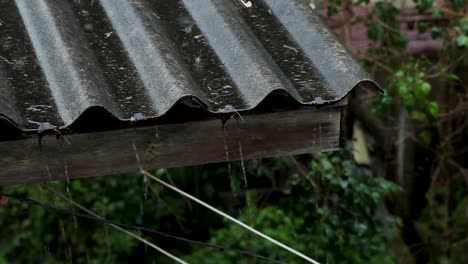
[142,170,321,264]
[2,159,320,263]
[40,184,189,264]
[0,192,287,264]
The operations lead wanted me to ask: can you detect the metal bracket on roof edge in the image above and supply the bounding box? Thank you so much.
[34,122,55,147]
[37,122,54,134]
[237,0,252,8]
[130,113,145,126]
[27,120,55,134]
[134,113,145,121]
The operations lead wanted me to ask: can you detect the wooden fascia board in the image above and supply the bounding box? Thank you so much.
[0,104,344,185]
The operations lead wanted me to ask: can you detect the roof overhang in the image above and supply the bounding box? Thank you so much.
[0,0,377,184]
[0,100,346,185]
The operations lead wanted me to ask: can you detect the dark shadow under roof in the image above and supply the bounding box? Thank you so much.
[0,0,377,136]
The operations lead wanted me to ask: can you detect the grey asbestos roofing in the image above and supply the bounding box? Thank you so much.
[0,0,376,137]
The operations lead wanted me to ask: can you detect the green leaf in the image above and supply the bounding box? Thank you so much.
[411,110,427,121]
[447,74,461,81]
[382,94,393,105]
[420,82,431,95]
[418,130,433,145]
[457,17,468,33]
[397,84,408,96]
[428,101,439,117]
[322,159,333,171]
[405,93,415,108]
[456,35,468,47]
[340,181,349,189]
[432,9,442,18]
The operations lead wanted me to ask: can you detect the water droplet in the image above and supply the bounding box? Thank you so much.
[65,161,78,228]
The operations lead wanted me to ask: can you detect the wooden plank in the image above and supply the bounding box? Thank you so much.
[0,106,342,185]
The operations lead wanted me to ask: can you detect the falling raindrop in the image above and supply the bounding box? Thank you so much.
[67,245,73,264]
[44,243,50,258]
[131,130,147,200]
[237,125,255,229]
[132,140,143,173]
[139,201,144,224]
[46,164,52,181]
[59,220,73,263]
[143,175,149,200]
[222,121,237,204]
[141,230,148,253]
[238,142,247,191]
[85,250,91,264]
[64,161,78,228]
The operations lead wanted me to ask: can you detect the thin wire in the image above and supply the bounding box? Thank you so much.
[40,184,189,264]
[1,193,287,264]
[142,170,321,264]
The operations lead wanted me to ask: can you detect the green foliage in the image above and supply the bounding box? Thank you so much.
[362,1,468,263]
[372,59,439,123]
[367,2,408,51]
[325,0,343,16]
[451,0,468,11]
[414,0,434,14]
[1,1,466,263]
[0,180,140,263]
[0,171,197,264]
[186,147,401,263]
[455,16,468,47]
[417,181,468,263]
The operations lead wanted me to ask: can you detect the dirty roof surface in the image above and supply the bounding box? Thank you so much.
[0,0,376,136]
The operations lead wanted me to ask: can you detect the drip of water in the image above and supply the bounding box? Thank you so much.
[237,129,255,229]
[67,245,73,264]
[143,176,148,200]
[238,141,252,215]
[64,161,78,228]
[59,221,74,264]
[155,125,159,138]
[140,202,144,219]
[132,136,148,199]
[85,250,91,264]
[238,142,247,190]
[60,221,66,241]
[132,140,143,173]
[38,138,53,181]
[221,128,231,169]
[46,164,52,180]
[44,243,50,258]
[141,230,148,253]
[222,124,238,203]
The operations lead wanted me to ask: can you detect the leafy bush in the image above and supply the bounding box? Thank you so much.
[186,147,401,263]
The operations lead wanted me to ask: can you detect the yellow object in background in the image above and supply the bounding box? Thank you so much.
[352,122,371,165]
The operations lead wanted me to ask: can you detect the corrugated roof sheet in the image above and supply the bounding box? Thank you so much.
[0,0,377,136]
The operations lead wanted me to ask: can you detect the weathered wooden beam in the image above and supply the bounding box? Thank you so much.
[0,105,342,185]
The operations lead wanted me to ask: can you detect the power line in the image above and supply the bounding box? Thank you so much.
[142,170,321,264]
[39,184,189,264]
[0,193,287,264]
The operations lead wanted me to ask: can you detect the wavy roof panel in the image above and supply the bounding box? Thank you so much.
[0,0,376,133]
